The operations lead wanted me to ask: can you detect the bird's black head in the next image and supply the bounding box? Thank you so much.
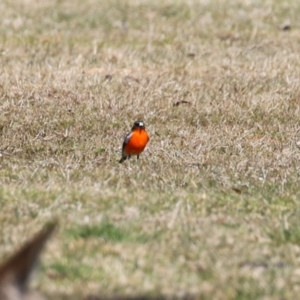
[132,120,145,130]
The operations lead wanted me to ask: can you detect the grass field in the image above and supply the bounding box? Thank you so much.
[1,0,300,299]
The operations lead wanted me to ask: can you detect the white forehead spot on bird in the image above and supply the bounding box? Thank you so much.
[138,122,144,127]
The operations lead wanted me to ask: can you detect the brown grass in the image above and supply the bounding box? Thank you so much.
[1,0,300,299]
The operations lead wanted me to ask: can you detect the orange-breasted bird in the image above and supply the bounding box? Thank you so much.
[119,120,149,163]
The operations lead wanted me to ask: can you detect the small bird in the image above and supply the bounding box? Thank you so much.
[119,120,149,163]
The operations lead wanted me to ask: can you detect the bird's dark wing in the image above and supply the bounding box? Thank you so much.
[122,132,132,151]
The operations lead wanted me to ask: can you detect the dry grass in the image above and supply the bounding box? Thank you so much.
[1,0,300,299]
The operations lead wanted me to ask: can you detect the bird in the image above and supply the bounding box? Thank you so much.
[119,120,149,163]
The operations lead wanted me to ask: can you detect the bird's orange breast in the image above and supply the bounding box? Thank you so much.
[124,129,149,155]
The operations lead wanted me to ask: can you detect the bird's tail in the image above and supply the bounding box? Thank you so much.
[119,156,127,163]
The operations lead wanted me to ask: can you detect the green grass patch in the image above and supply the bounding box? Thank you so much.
[66,222,157,243]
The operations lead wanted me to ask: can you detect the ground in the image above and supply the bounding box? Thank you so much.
[1,0,300,299]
